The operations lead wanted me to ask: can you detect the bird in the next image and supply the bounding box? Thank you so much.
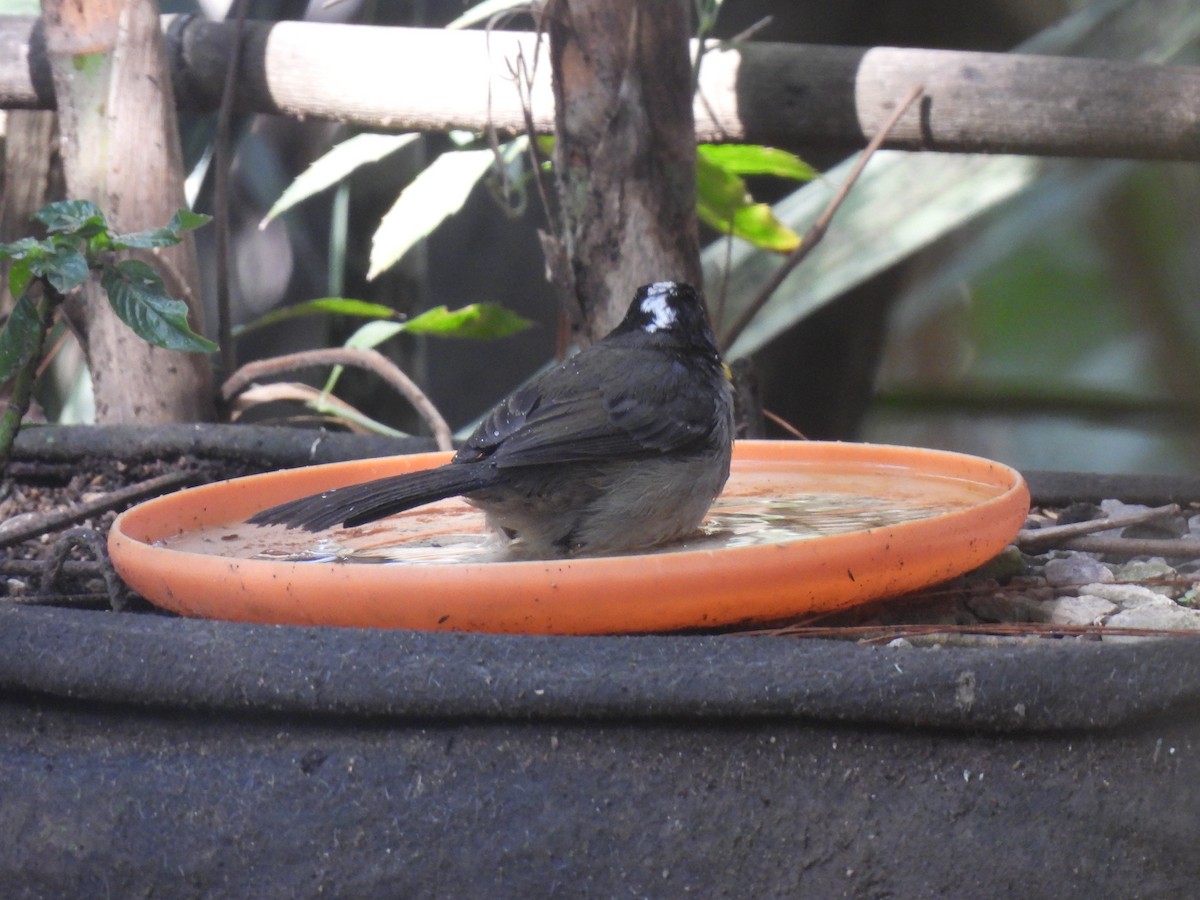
[248,280,735,559]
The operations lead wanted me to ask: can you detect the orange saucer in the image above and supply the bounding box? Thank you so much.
[108,441,1029,634]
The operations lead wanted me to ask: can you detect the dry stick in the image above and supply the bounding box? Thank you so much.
[481,8,536,216]
[221,347,454,451]
[510,42,556,239]
[33,320,69,379]
[1054,535,1200,559]
[761,408,807,440]
[719,83,925,351]
[515,5,570,265]
[0,469,198,549]
[511,14,584,347]
[747,621,1200,641]
[1016,502,1181,550]
[213,0,249,379]
[0,558,101,578]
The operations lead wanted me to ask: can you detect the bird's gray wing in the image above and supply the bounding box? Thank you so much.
[454,347,722,468]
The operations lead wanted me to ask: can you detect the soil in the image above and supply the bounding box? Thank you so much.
[0,454,256,609]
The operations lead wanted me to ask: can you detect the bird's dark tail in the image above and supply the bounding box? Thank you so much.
[247,463,502,532]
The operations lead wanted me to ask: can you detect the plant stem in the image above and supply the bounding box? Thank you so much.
[0,283,56,470]
[214,0,249,380]
[719,83,925,351]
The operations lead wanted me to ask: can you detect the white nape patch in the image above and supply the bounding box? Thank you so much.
[640,284,677,333]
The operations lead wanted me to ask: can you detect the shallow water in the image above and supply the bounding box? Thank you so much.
[161,463,1003,566]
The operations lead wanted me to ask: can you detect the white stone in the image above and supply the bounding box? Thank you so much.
[1043,595,1118,626]
[1104,604,1200,639]
[1078,583,1175,609]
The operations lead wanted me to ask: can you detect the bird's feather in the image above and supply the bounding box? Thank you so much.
[457,343,722,468]
[247,464,502,531]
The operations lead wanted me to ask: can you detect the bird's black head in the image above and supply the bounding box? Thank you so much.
[612,281,720,353]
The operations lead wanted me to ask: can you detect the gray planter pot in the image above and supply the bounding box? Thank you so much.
[1,427,1197,897]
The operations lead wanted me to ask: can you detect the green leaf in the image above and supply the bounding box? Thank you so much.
[35,200,107,238]
[696,151,750,220]
[697,144,818,182]
[345,319,406,350]
[0,236,44,261]
[7,259,33,300]
[696,153,800,252]
[100,259,217,353]
[700,202,801,253]
[696,0,726,33]
[110,208,211,249]
[262,133,420,226]
[107,227,182,250]
[0,294,46,383]
[305,395,411,439]
[30,246,90,294]
[233,297,400,337]
[402,303,532,339]
[368,146,498,280]
[322,302,531,397]
[168,208,211,234]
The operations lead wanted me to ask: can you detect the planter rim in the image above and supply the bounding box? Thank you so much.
[2,604,1198,734]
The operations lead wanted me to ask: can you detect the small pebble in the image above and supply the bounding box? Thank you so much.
[1099,499,1151,520]
[1112,558,1179,597]
[966,592,1049,623]
[1056,502,1104,525]
[968,545,1025,582]
[1103,604,1200,638]
[1022,512,1056,530]
[1123,515,1189,540]
[1077,582,1174,609]
[1042,595,1118,626]
[1043,556,1114,588]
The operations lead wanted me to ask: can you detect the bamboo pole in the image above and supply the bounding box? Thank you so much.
[2,17,1200,161]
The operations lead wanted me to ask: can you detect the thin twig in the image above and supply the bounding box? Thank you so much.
[37,526,129,610]
[1017,503,1181,551]
[719,83,925,351]
[0,558,103,578]
[33,319,69,379]
[761,408,807,440]
[511,45,556,236]
[482,6,537,215]
[0,469,199,549]
[712,234,732,333]
[1054,535,1200,559]
[742,621,1200,641]
[214,0,249,379]
[221,347,454,451]
[515,0,581,340]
